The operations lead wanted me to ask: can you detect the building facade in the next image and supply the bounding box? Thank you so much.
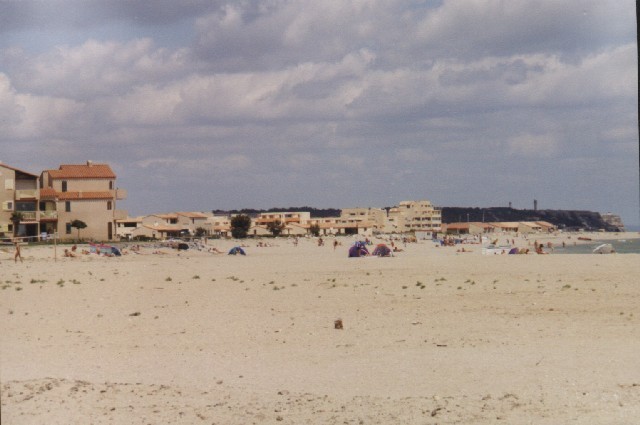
[39,161,126,241]
[0,163,40,238]
[387,200,442,233]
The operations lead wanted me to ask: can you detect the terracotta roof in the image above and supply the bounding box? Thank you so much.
[39,188,58,199]
[143,224,182,232]
[177,212,209,219]
[47,163,116,179]
[156,213,178,219]
[116,217,144,223]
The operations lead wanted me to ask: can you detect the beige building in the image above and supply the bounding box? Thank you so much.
[40,161,127,241]
[254,211,311,226]
[442,222,490,235]
[386,200,442,233]
[0,163,40,238]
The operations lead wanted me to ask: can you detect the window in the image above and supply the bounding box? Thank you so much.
[65,201,71,212]
[2,201,13,211]
[4,179,14,190]
[66,223,72,234]
[107,201,112,210]
[61,181,67,192]
[109,181,113,190]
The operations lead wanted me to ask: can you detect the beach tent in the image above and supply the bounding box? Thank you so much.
[372,244,392,257]
[90,243,121,256]
[348,241,369,257]
[508,248,519,255]
[228,246,246,255]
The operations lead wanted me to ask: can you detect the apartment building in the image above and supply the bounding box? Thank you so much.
[40,161,127,241]
[0,163,40,238]
[387,200,442,233]
[254,211,311,226]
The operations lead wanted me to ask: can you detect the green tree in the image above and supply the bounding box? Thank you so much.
[10,211,24,237]
[70,219,87,241]
[309,223,320,237]
[266,219,285,236]
[230,214,252,239]
[194,227,207,237]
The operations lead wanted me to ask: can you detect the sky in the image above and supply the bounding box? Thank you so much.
[0,1,638,225]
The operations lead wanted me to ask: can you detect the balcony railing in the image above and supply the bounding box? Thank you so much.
[18,211,37,221]
[16,189,38,200]
[39,211,58,220]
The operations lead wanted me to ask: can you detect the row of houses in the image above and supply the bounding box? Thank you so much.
[442,221,557,235]
[1,161,126,241]
[116,200,444,240]
[2,159,556,242]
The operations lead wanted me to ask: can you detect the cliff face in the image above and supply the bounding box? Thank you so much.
[441,207,622,231]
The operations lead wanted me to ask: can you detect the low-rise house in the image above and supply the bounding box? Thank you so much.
[442,222,488,235]
[206,215,231,237]
[115,216,144,240]
[176,211,211,235]
[535,221,557,232]
[489,222,520,233]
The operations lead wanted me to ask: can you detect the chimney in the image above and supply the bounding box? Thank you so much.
[87,160,93,167]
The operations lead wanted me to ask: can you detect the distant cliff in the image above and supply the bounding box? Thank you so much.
[441,207,623,232]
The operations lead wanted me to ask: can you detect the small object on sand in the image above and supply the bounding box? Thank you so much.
[334,319,343,330]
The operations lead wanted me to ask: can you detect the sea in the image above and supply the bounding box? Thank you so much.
[552,237,640,254]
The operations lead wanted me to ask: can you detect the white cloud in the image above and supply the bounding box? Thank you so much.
[0,0,637,223]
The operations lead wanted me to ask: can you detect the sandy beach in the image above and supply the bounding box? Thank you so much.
[2,232,640,424]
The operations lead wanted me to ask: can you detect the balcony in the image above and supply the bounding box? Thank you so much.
[18,211,37,222]
[39,211,58,221]
[16,189,38,200]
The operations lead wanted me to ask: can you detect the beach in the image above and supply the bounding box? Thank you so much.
[2,233,640,424]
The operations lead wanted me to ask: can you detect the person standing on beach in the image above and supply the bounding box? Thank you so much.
[14,239,23,263]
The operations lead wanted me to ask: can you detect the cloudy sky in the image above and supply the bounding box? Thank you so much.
[1,1,638,224]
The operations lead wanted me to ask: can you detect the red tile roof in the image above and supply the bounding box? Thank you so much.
[48,163,116,179]
[176,212,209,219]
[39,188,57,199]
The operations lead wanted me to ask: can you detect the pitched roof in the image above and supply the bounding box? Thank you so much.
[176,211,209,219]
[47,163,116,179]
[0,163,39,177]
